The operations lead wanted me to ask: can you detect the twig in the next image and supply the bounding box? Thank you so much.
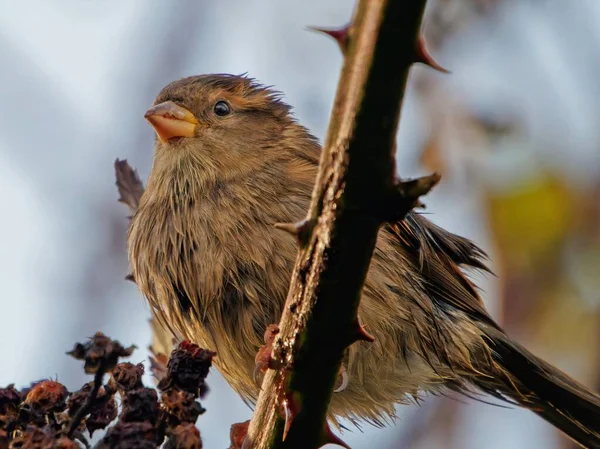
[67,362,107,438]
[246,1,439,448]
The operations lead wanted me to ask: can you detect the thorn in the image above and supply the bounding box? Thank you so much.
[334,365,349,393]
[282,399,293,441]
[253,363,264,388]
[352,317,375,343]
[397,173,442,200]
[281,392,301,441]
[274,219,315,246]
[321,421,351,449]
[415,35,450,74]
[274,222,299,235]
[125,273,135,283]
[307,24,351,54]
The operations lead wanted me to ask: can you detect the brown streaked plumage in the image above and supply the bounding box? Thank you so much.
[128,74,600,448]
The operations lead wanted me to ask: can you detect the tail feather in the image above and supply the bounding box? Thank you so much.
[477,328,600,448]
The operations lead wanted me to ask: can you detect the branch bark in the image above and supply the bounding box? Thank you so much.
[246,1,437,448]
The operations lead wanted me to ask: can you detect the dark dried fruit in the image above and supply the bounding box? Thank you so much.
[86,395,117,436]
[24,381,68,414]
[0,385,22,413]
[160,389,204,429]
[110,363,145,393]
[66,383,116,436]
[157,342,214,397]
[0,430,9,449]
[9,426,53,449]
[0,332,218,448]
[0,385,22,431]
[96,421,158,449]
[52,438,78,449]
[164,424,201,449]
[120,388,160,425]
[67,332,135,374]
[66,383,93,418]
[229,420,250,449]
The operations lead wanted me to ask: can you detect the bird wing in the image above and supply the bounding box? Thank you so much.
[388,212,500,330]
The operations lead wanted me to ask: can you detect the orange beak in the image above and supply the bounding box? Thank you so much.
[144,101,199,143]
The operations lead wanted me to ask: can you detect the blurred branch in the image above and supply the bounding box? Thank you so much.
[246,1,439,448]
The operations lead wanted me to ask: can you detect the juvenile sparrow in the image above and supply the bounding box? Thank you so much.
[128,74,600,448]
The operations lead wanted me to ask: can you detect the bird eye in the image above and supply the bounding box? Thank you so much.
[213,100,230,116]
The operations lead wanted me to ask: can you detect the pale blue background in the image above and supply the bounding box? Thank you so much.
[0,1,599,448]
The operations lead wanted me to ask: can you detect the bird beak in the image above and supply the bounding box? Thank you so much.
[144,101,199,143]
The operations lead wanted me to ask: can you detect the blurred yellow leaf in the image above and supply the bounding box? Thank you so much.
[486,172,572,270]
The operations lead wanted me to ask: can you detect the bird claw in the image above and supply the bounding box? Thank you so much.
[253,324,280,387]
[229,420,250,449]
[253,362,266,387]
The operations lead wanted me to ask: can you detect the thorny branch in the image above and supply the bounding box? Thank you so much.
[66,364,107,438]
[246,1,441,448]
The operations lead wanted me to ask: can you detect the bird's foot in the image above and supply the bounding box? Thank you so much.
[229,420,250,449]
[253,324,281,386]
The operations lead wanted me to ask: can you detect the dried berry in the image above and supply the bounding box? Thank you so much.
[9,426,54,449]
[96,421,158,449]
[120,388,160,425]
[0,385,22,414]
[86,395,117,436]
[0,332,219,448]
[157,342,214,397]
[66,382,116,437]
[66,383,93,418]
[110,363,145,393]
[0,385,22,432]
[0,430,9,449]
[53,438,78,449]
[24,381,68,414]
[164,424,201,449]
[160,389,204,430]
[67,332,135,374]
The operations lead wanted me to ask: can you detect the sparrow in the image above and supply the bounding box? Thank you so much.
[128,73,600,448]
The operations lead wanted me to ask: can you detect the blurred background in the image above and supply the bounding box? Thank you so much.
[0,0,599,447]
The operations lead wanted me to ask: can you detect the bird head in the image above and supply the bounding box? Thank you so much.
[144,74,312,186]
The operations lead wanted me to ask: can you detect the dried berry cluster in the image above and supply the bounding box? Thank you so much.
[0,332,215,449]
